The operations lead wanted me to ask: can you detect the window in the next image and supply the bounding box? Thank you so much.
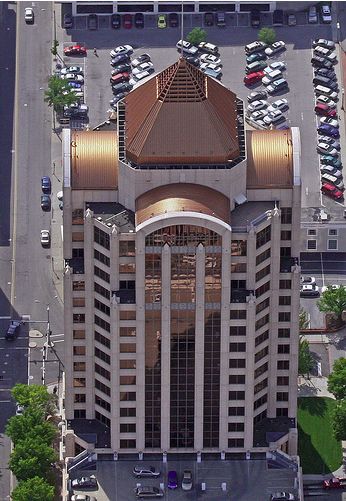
[228,407,245,416]
[119,263,136,274]
[95,363,111,380]
[328,239,338,250]
[120,423,136,433]
[119,241,135,257]
[72,232,84,242]
[120,439,136,448]
[278,328,290,338]
[255,314,269,331]
[73,362,86,372]
[73,281,85,291]
[95,347,110,365]
[254,346,268,363]
[255,330,269,347]
[281,230,291,241]
[120,375,136,385]
[95,411,111,428]
[94,266,110,283]
[119,311,136,320]
[228,438,244,447]
[73,314,85,324]
[278,344,290,354]
[280,247,291,257]
[95,331,111,349]
[276,408,288,417]
[256,298,270,314]
[120,343,136,353]
[72,249,84,259]
[277,376,289,386]
[73,330,85,339]
[256,281,270,298]
[120,408,136,417]
[95,395,111,412]
[279,280,291,289]
[229,390,245,400]
[281,207,292,224]
[256,265,271,282]
[256,226,271,249]
[74,409,86,418]
[94,282,110,300]
[120,360,136,369]
[279,296,291,306]
[73,346,85,356]
[94,249,110,267]
[254,362,268,379]
[73,378,86,388]
[94,298,110,316]
[72,208,84,224]
[230,326,246,336]
[120,392,136,401]
[256,248,271,266]
[229,359,246,368]
[74,394,86,403]
[254,378,268,394]
[228,423,244,432]
[329,229,338,236]
[95,315,110,332]
[231,279,246,290]
[307,229,317,236]
[231,262,247,273]
[230,310,246,320]
[229,343,246,352]
[253,410,267,424]
[95,378,110,396]
[229,374,245,384]
[307,240,317,250]
[120,327,136,337]
[231,240,247,256]
[277,360,290,370]
[94,226,110,250]
[254,394,267,409]
[73,298,85,307]
[277,392,289,401]
[279,312,291,322]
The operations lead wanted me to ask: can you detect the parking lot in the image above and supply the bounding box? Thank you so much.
[69,459,298,501]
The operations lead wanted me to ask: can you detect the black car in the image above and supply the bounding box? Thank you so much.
[135,12,144,28]
[110,92,127,107]
[41,195,51,211]
[315,68,336,80]
[313,75,338,90]
[41,176,51,193]
[63,13,73,29]
[112,82,132,94]
[250,10,260,28]
[71,476,98,490]
[311,55,333,69]
[88,14,98,30]
[273,9,284,26]
[110,54,131,67]
[5,321,21,340]
[168,12,179,27]
[185,56,199,67]
[204,12,214,26]
[111,13,121,29]
[111,63,131,76]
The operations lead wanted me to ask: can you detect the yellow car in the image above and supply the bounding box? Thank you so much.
[157,15,167,28]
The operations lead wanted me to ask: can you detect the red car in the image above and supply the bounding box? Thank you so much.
[321,182,343,200]
[323,478,346,489]
[64,45,87,56]
[315,103,337,117]
[123,14,132,28]
[244,71,265,85]
[110,72,130,84]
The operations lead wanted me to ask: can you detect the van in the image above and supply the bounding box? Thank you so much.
[262,69,283,85]
[245,60,267,73]
[315,85,338,100]
[198,42,219,55]
[313,75,335,87]
[5,321,21,340]
[245,41,267,54]
[216,12,226,27]
[267,78,288,94]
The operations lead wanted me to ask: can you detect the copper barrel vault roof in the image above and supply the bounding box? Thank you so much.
[135,183,230,226]
[70,131,118,190]
[125,58,240,165]
[246,130,293,189]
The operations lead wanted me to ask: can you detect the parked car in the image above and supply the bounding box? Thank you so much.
[169,13,179,27]
[61,66,83,76]
[62,73,84,83]
[135,13,144,28]
[251,109,268,121]
[63,13,73,28]
[314,68,336,80]
[111,63,131,75]
[316,142,338,156]
[185,56,200,67]
[40,230,51,247]
[262,69,283,85]
[198,42,219,55]
[318,124,340,138]
[314,85,338,100]
[200,62,222,74]
[247,90,267,102]
[110,73,130,84]
[245,41,267,54]
[320,155,342,167]
[263,61,285,74]
[287,13,297,26]
[182,470,193,491]
[110,54,131,67]
[200,54,222,65]
[203,68,222,80]
[64,45,87,56]
[313,39,336,50]
[168,471,178,489]
[41,195,51,211]
[250,10,260,28]
[247,99,268,112]
[132,54,151,67]
[123,14,132,29]
[318,136,340,149]
[157,14,166,28]
[315,103,337,117]
[321,173,344,190]
[265,41,285,56]
[15,403,24,415]
[320,116,338,127]
[133,62,154,76]
[301,276,316,285]
[314,76,337,90]
[314,46,337,64]
[111,13,121,29]
[5,321,21,340]
[112,82,132,94]
[110,93,127,106]
[321,284,342,293]
[263,109,285,125]
[321,4,332,23]
[67,82,82,89]
[246,60,267,73]
[308,5,318,24]
[204,12,214,26]
[300,285,320,298]
[71,495,97,501]
[266,78,288,94]
[134,486,164,498]
[272,9,284,26]
[110,45,133,58]
[311,55,334,69]
[41,176,51,193]
[267,98,288,113]
[321,182,343,200]
[246,51,266,63]
[129,70,154,85]
[133,465,160,478]
[244,71,265,85]
[87,14,98,30]
[176,40,198,55]
[321,165,342,177]
[71,476,98,490]
[215,12,226,27]
[24,7,34,23]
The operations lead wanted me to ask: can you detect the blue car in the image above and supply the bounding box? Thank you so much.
[317,124,340,138]
[168,470,178,489]
[320,154,342,168]
[68,82,82,88]
[41,176,51,193]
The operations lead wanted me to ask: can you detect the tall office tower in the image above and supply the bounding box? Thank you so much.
[63,59,301,457]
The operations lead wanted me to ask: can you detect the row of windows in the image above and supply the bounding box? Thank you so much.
[255,330,269,347]
[94,248,110,267]
[230,310,246,320]
[229,391,245,400]
[254,394,267,410]
[255,314,269,331]
[95,281,110,300]
[95,315,110,332]
[95,363,111,381]
[255,265,270,283]
[256,248,271,266]
[94,227,110,250]
[254,378,268,394]
[95,378,111,396]
[94,265,110,283]
[95,330,111,349]
[95,347,110,365]
[95,298,110,316]
[95,394,111,412]
[256,298,270,315]
[254,346,268,363]
[256,226,271,249]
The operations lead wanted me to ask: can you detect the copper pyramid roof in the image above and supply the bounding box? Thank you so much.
[125,58,240,165]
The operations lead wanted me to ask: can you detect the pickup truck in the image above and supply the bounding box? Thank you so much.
[323,478,346,489]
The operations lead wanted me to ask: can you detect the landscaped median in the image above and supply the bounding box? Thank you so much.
[298,396,342,474]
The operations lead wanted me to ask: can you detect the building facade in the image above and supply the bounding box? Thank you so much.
[63,59,301,457]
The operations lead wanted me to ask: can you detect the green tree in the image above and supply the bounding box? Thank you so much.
[258,27,276,45]
[11,477,54,501]
[186,27,207,46]
[44,75,77,114]
[11,384,51,410]
[317,286,346,326]
[298,337,314,376]
[6,410,56,445]
[328,358,346,400]
[9,438,57,481]
[332,399,346,441]
[50,39,59,57]
[299,308,309,330]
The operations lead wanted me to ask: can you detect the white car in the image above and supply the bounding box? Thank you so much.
[301,276,316,285]
[263,109,284,124]
[320,165,342,177]
[132,62,154,76]
[321,4,332,23]
[40,230,50,246]
[176,40,198,55]
[317,142,338,156]
[200,62,222,74]
[300,284,320,297]
[314,46,337,63]
[200,54,222,65]
[24,7,34,23]
[251,109,268,120]
[321,284,342,293]
[316,95,336,108]
[265,41,285,57]
[263,61,286,74]
[129,70,155,86]
[16,404,24,415]
[60,66,84,76]
[62,73,84,83]
[262,69,283,85]
[71,495,97,501]
[110,45,133,58]
[320,117,338,127]
[267,98,288,113]
[63,89,84,99]
[247,99,268,112]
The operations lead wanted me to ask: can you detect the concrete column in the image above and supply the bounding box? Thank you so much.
[110,226,120,452]
[161,243,171,451]
[84,210,95,419]
[194,243,205,451]
[136,231,146,451]
[219,229,232,449]
[244,294,256,449]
